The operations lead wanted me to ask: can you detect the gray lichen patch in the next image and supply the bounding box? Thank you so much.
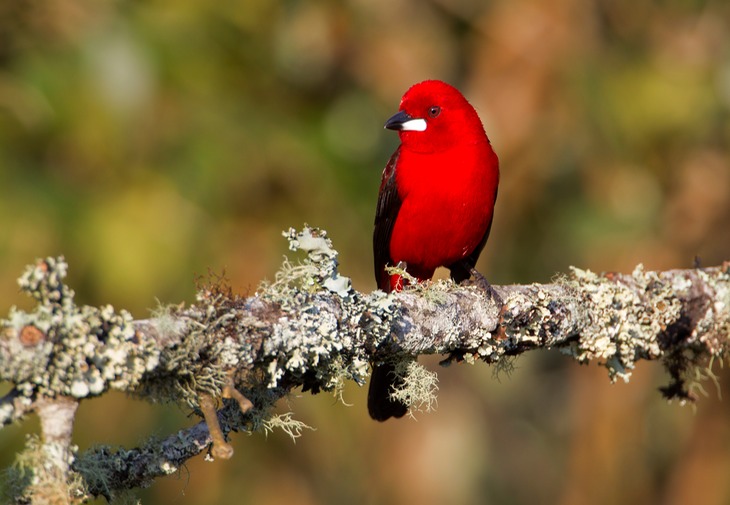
[138,296,236,409]
[656,267,730,402]
[0,258,160,419]
[566,265,682,382]
[492,264,730,400]
[131,226,391,416]
[253,227,373,393]
[692,268,730,354]
[499,284,566,349]
[385,271,498,359]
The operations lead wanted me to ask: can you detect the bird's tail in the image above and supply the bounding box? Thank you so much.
[367,362,408,421]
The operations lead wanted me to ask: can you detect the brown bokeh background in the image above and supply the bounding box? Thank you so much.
[1,0,729,503]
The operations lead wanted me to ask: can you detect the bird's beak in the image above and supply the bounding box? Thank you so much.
[384,110,427,132]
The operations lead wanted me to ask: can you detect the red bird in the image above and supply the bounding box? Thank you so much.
[369,80,500,421]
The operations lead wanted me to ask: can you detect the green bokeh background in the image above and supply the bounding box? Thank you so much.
[1,0,729,503]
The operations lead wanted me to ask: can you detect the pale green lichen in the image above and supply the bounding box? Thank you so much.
[390,361,439,417]
[262,412,315,442]
[328,356,356,406]
[686,357,722,402]
[148,301,187,340]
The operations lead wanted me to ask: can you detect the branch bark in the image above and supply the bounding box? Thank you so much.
[1,227,728,501]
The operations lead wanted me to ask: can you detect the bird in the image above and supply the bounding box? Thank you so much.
[368,79,500,421]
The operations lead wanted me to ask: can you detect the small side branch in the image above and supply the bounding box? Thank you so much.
[76,402,250,498]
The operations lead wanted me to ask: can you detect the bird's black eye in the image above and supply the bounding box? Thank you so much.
[428,106,441,118]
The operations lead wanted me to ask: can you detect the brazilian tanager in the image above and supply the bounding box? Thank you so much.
[368,80,500,421]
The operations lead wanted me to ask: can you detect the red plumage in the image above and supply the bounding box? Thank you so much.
[369,80,500,421]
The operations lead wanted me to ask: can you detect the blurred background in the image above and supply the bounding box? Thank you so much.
[1,0,729,503]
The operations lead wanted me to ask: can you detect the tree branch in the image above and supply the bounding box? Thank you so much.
[1,226,728,501]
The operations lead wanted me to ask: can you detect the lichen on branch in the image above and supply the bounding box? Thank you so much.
[0,226,729,501]
[0,257,160,426]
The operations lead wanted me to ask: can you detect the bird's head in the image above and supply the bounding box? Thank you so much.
[385,80,488,154]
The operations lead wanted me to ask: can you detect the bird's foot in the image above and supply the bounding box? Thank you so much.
[464,267,504,307]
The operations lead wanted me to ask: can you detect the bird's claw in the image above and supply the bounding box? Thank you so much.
[465,267,504,307]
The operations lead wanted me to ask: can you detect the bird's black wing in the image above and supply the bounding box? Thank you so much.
[369,147,409,421]
[373,147,402,292]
